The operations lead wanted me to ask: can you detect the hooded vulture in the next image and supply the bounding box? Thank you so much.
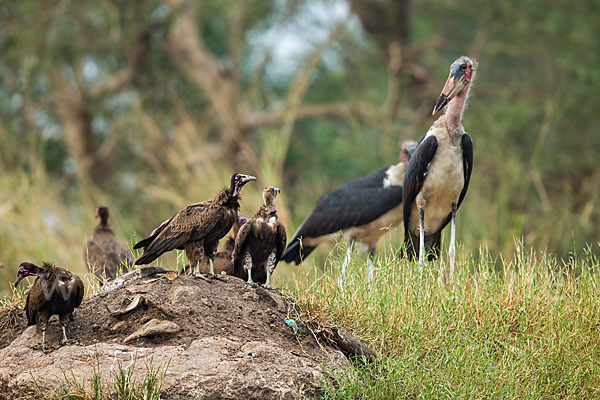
[402,56,475,273]
[14,262,84,349]
[282,140,417,281]
[233,187,287,288]
[134,173,256,276]
[84,206,134,285]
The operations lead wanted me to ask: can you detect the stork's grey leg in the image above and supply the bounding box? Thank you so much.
[339,238,355,289]
[449,202,457,282]
[367,246,376,282]
[265,252,277,289]
[42,330,46,350]
[418,207,425,267]
[209,257,214,275]
[244,252,253,284]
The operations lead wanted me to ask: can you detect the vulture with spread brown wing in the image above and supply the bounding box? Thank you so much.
[14,262,84,349]
[233,187,287,288]
[84,206,134,285]
[134,173,256,276]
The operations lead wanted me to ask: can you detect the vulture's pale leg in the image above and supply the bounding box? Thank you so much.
[194,261,201,278]
[418,207,425,268]
[208,257,215,275]
[59,314,70,344]
[194,247,205,278]
[61,326,68,344]
[244,252,254,284]
[42,330,46,350]
[265,252,277,289]
[338,238,355,289]
[448,202,457,283]
[367,246,376,282]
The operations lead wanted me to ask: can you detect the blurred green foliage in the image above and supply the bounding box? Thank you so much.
[0,0,598,295]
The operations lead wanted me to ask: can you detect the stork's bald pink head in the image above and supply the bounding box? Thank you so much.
[401,140,418,164]
[433,56,476,115]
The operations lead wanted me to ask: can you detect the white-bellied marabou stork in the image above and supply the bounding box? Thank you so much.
[282,140,417,282]
[402,56,475,274]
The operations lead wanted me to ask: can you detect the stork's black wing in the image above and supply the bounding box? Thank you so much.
[282,166,403,264]
[402,135,438,259]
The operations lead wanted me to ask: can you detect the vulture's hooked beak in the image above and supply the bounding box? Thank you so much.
[432,66,471,115]
[241,175,256,184]
[274,187,280,196]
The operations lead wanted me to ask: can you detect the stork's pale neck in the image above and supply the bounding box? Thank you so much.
[445,86,470,137]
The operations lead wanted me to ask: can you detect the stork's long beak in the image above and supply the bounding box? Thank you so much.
[432,69,470,115]
[14,275,24,287]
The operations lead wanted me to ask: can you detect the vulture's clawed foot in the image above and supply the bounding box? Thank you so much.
[195,274,212,283]
[212,274,228,282]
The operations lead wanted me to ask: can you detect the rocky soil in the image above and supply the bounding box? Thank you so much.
[0,267,361,399]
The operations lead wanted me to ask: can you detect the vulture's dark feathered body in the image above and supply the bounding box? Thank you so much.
[282,141,417,267]
[14,262,84,348]
[181,216,247,275]
[233,187,286,287]
[84,207,133,284]
[134,173,255,275]
[402,56,475,269]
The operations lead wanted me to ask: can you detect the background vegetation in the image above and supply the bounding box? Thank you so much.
[0,0,599,295]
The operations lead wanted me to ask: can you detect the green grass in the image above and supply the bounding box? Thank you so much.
[291,243,600,399]
[48,358,168,400]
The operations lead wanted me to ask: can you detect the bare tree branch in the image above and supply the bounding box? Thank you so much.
[244,102,375,128]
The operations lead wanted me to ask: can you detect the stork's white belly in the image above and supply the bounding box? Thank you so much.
[409,129,465,234]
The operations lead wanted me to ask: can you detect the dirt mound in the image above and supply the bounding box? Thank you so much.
[0,267,353,399]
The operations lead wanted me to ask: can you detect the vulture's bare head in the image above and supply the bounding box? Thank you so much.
[433,56,476,115]
[230,173,256,197]
[401,140,418,164]
[14,262,43,287]
[96,206,109,225]
[263,187,280,211]
[233,216,248,237]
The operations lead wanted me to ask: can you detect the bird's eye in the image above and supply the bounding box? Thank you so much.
[461,64,467,70]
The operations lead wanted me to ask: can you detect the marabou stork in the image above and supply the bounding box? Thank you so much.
[402,56,475,273]
[282,140,417,282]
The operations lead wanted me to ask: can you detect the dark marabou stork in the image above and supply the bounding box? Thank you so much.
[402,56,475,273]
[282,140,417,281]
[14,262,84,349]
[84,206,134,285]
[233,187,287,288]
[133,173,256,276]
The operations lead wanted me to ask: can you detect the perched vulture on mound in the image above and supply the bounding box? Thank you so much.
[233,187,287,287]
[181,216,247,275]
[282,140,417,281]
[14,262,84,349]
[403,56,475,271]
[134,173,256,276]
[84,206,134,285]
